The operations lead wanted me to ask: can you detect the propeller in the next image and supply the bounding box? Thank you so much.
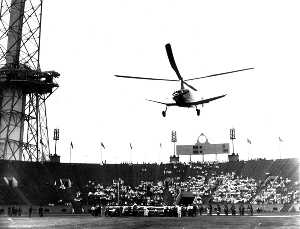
[165,43,197,91]
[183,81,197,91]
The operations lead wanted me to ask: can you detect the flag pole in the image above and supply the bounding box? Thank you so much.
[248,139,252,160]
[278,137,281,159]
[130,144,132,164]
[247,139,250,161]
[159,143,162,163]
[277,137,283,159]
[247,140,249,160]
[69,143,71,163]
[100,142,106,164]
[100,147,102,164]
[279,142,281,159]
[129,143,133,164]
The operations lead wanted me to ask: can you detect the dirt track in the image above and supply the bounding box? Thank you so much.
[0,213,299,229]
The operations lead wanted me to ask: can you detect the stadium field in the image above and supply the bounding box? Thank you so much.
[0,214,299,229]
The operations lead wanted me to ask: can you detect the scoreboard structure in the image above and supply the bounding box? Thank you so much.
[176,143,230,155]
[176,135,230,161]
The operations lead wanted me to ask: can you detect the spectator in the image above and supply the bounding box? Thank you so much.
[177,206,182,218]
[38,207,43,217]
[8,207,11,217]
[248,204,253,216]
[28,206,32,217]
[224,204,228,216]
[239,204,242,216]
[216,204,221,216]
[199,205,204,215]
[208,204,212,216]
[231,204,236,216]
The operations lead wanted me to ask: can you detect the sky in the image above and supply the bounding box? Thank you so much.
[38,0,300,164]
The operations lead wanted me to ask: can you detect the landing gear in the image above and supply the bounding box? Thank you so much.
[162,106,168,117]
[196,108,200,116]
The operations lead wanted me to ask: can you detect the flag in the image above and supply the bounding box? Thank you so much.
[101,142,105,149]
[279,137,283,142]
[70,142,73,149]
[247,138,251,144]
[129,143,133,150]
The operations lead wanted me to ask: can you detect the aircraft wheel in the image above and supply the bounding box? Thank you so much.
[162,111,166,117]
[196,109,200,116]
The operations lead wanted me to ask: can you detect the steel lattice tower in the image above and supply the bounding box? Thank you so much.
[0,0,59,161]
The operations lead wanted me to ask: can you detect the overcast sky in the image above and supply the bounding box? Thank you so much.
[39,0,300,164]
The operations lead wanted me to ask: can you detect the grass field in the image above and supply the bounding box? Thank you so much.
[0,214,299,229]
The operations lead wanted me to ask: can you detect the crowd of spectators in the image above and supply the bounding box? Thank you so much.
[212,172,257,204]
[80,179,167,207]
[253,176,299,205]
[1,159,298,216]
[69,161,299,210]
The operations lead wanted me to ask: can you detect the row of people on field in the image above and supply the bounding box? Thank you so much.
[5,206,43,217]
[100,204,254,217]
[202,204,253,216]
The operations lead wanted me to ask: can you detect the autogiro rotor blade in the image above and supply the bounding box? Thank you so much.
[115,75,178,81]
[184,67,254,81]
[165,43,183,81]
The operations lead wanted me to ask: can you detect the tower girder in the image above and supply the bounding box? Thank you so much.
[0,0,59,162]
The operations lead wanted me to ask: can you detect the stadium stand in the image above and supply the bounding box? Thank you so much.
[0,158,298,211]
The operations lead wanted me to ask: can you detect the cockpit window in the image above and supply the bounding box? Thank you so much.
[173,89,189,97]
[172,91,180,96]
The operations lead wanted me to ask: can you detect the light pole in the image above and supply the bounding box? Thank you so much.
[230,128,236,155]
[53,129,59,156]
[198,133,207,162]
[171,130,177,157]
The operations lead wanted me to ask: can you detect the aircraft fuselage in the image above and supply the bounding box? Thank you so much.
[172,89,193,107]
